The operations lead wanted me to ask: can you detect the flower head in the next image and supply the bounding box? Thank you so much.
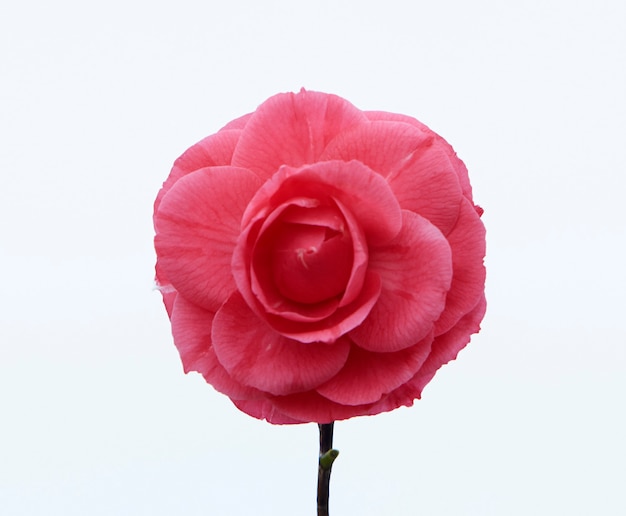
[154,89,486,424]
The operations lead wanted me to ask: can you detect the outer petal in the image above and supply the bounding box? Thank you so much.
[365,110,431,132]
[270,390,375,424]
[434,199,486,335]
[219,112,252,131]
[365,110,474,202]
[386,139,463,236]
[212,292,351,395]
[350,211,452,352]
[321,121,463,235]
[231,399,305,425]
[154,129,242,217]
[412,294,487,394]
[170,296,263,400]
[320,120,430,174]
[364,294,486,416]
[155,166,263,312]
[316,333,433,406]
[231,89,367,180]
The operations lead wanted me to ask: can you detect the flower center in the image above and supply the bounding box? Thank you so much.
[269,210,353,305]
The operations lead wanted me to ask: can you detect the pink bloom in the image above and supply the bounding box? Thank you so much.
[154,90,486,424]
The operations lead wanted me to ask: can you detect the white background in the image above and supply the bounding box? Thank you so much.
[1,1,625,514]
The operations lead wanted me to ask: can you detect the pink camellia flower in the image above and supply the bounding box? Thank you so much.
[154,89,486,424]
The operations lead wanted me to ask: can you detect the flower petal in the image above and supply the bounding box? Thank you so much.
[270,390,374,424]
[231,89,367,180]
[263,271,382,344]
[364,294,486,416]
[412,294,486,393]
[219,112,252,131]
[350,211,452,352]
[170,296,263,400]
[240,160,402,246]
[154,129,242,218]
[231,399,305,425]
[365,110,431,132]
[386,139,464,236]
[321,121,463,235]
[155,166,263,311]
[333,198,369,307]
[243,197,367,322]
[433,199,486,335]
[212,292,351,395]
[365,110,474,202]
[251,200,354,310]
[320,120,428,174]
[316,333,433,406]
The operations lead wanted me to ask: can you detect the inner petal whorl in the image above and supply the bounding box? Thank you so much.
[270,217,353,304]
